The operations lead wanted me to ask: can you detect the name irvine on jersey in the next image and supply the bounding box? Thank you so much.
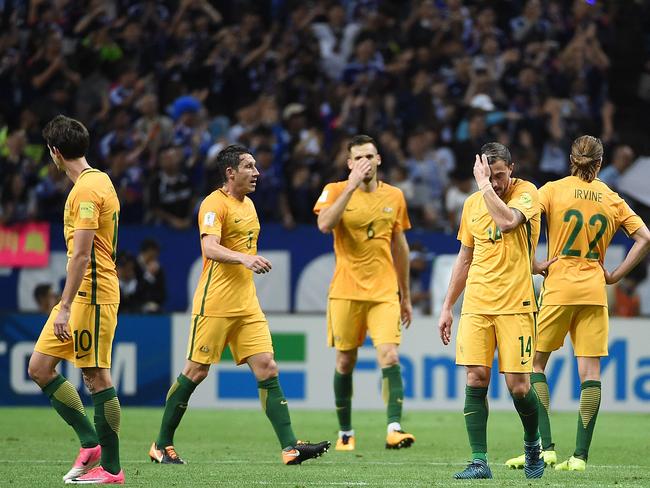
[574,188,602,203]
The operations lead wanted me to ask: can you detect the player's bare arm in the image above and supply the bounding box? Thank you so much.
[201,233,271,274]
[317,160,372,233]
[473,154,525,233]
[438,244,473,346]
[391,230,412,328]
[602,225,650,284]
[54,228,96,342]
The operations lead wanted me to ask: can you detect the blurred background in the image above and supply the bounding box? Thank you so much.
[1,0,649,411]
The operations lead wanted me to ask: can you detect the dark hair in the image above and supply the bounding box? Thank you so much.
[216,144,251,184]
[480,142,512,166]
[140,238,160,253]
[33,283,52,303]
[347,134,378,153]
[570,135,603,182]
[42,115,89,159]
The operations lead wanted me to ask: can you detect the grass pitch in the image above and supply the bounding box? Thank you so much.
[0,407,648,487]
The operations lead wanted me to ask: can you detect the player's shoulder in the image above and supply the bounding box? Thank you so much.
[512,178,538,193]
[200,188,228,210]
[464,190,483,206]
[326,180,348,191]
[378,181,407,199]
[74,169,111,197]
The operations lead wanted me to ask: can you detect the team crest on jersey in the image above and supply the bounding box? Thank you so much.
[203,212,216,227]
[383,207,393,213]
[518,192,533,209]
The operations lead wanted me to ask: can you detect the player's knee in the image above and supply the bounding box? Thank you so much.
[380,350,399,367]
[255,358,278,380]
[336,352,357,374]
[466,368,490,387]
[27,356,53,386]
[508,383,529,399]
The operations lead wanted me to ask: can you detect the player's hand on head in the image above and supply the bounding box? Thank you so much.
[473,154,491,188]
[53,306,72,342]
[348,159,372,188]
[438,308,453,346]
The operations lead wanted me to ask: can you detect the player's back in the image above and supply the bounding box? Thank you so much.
[64,169,120,305]
[539,175,643,306]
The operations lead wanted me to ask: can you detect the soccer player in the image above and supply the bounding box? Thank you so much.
[505,135,650,471]
[313,134,415,451]
[27,115,124,484]
[438,143,550,480]
[149,145,330,465]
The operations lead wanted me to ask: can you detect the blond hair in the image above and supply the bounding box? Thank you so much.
[570,135,603,182]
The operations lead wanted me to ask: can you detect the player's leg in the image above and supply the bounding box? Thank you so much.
[237,313,329,464]
[67,303,125,484]
[531,351,554,453]
[151,359,208,464]
[573,357,601,463]
[453,314,495,478]
[328,299,365,450]
[152,314,217,464]
[30,302,102,482]
[367,300,413,448]
[453,365,493,479]
[506,306,570,469]
[375,343,414,449]
[556,305,607,472]
[247,351,330,465]
[334,348,357,450]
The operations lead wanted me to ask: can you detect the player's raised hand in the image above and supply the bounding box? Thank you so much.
[438,307,453,346]
[241,254,272,274]
[348,159,372,189]
[53,305,72,343]
[473,153,491,189]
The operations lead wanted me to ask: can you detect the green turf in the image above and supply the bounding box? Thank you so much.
[0,407,648,487]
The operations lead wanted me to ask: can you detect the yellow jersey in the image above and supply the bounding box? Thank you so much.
[539,176,644,306]
[191,188,262,317]
[63,168,120,305]
[313,181,411,302]
[458,178,540,314]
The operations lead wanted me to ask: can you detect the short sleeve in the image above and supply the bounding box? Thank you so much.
[538,184,550,215]
[393,189,411,233]
[199,195,226,237]
[72,186,100,230]
[508,182,539,222]
[313,183,343,214]
[457,199,474,248]
[617,198,645,237]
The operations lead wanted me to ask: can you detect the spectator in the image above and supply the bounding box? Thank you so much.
[148,145,193,229]
[599,145,635,191]
[33,283,58,314]
[135,239,166,313]
[248,144,295,228]
[116,251,141,313]
[446,169,476,231]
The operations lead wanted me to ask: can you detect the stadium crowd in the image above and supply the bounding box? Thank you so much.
[2,0,650,232]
